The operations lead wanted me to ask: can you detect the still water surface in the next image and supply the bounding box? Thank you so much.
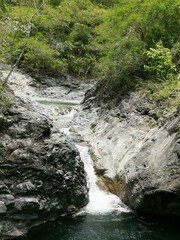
[26,212,180,240]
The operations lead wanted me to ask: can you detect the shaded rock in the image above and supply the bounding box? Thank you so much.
[0,96,88,239]
[0,201,7,213]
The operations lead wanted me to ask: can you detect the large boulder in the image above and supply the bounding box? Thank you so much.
[0,97,88,239]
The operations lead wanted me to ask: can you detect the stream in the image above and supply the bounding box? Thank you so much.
[6,72,180,240]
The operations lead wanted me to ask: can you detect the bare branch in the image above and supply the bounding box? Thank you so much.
[2,1,46,87]
[33,0,38,10]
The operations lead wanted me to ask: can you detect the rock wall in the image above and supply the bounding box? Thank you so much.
[117,117,180,216]
[83,91,180,216]
[0,96,88,239]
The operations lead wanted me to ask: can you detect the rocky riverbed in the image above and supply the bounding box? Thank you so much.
[0,70,179,239]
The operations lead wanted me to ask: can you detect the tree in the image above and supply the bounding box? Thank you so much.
[94,0,180,85]
[0,0,104,80]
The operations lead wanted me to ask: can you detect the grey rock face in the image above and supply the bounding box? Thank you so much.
[117,125,180,216]
[84,91,180,216]
[0,98,88,239]
[0,201,7,213]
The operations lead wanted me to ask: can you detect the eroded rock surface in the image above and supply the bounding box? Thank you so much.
[116,118,180,216]
[83,89,180,216]
[0,96,88,239]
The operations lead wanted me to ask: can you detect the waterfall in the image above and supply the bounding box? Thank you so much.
[76,145,129,215]
[58,107,129,215]
[7,71,129,216]
[41,100,129,215]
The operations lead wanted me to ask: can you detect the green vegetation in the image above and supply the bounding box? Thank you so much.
[91,0,118,7]
[0,84,11,109]
[0,0,179,113]
[144,41,177,79]
[93,0,179,115]
[139,75,179,116]
[95,0,179,82]
[15,37,67,77]
[0,0,104,78]
[139,41,179,112]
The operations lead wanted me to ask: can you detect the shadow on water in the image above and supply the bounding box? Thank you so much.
[22,212,180,240]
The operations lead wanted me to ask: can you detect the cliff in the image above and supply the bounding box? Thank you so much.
[83,83,180,216]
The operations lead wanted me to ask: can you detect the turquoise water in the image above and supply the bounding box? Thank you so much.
[26,212,180,240]
[37,100,79,107]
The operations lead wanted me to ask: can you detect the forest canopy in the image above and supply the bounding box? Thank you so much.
[0,0,179,85]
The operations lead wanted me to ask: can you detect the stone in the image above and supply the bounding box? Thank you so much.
[14,197,40,211]
[0,94,88,239]
[14,181,37,194]
[0,201,7,213]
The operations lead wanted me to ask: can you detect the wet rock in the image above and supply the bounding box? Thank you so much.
[14,181,37,194]
[0,97,88,239]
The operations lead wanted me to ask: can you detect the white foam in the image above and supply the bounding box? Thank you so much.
[76,145,129,215]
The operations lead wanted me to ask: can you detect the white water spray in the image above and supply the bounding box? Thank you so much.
[76,145,129,215]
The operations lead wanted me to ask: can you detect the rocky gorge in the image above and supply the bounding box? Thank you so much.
[0,71,179,239]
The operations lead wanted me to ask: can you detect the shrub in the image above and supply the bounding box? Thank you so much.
[104,38,145,84]
[144,41,177,79]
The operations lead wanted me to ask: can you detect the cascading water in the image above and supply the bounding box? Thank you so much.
[46,98,129,215]
[5,70,127,214]
[76,145,128,215]
[37,98,128,214]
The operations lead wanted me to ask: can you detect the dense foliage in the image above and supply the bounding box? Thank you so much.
[144,41,177,79]
[95,0,179,83]
[0,0,179,110]
[0,0,104,78]
[91,0,118,7]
